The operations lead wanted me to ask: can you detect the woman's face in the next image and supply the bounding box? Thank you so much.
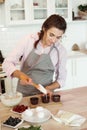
[42,27,64,47]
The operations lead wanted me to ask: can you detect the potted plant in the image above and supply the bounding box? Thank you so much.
[78,4,87,19]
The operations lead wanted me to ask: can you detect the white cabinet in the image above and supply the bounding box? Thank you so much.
[32,0,48,21]
[5,0,30,25]
[74,57,87,87]
[55,0,72,22]
[5,0,72,26]
[65,58,74,90]
[2,0,87,26]
[30,0,72,22]
[65,56,87,90]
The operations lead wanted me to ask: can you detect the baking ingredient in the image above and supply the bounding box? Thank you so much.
[37,111,45,118]
[3,116,21,126]
[24,109,33,117]
[1,92,22,106]
[12,104,28,113]
[30,97,39,105]
[51,94,60,102]
[41,94,50,103]
[36,106,44,112]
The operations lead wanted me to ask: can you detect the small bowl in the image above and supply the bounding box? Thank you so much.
[41,94,50,103]
[51,94,60,102]
[30,97,39,105]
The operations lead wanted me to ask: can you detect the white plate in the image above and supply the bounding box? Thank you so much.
[22,108,51,124]
[15,125,43,130]
[2,118,23,129]
[11,109,22,114]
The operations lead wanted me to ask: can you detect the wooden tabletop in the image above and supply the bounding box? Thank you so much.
[0,86,87,130]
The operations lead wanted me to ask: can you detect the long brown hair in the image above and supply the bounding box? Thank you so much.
[34,14,67,48]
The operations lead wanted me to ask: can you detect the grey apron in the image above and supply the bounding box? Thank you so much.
[17,45,59,96]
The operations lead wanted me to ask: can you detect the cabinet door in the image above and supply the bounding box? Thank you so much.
[31,0,72,23]
[5,0,48,25]
[5,0,30,25]
[54,0,72,22]
[65,58,74,90]
[75,57,87,87]
[30,0,55,24]
[31,0,47,22]
[65,57,87,90]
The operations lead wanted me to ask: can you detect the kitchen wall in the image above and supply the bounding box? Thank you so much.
[0,25,41,57]
[0,4,87,57]
[0,22,87,58]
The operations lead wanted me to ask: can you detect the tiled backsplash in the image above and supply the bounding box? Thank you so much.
[0,31,20,57]
[0,25,40,57]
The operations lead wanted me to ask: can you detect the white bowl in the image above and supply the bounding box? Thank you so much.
[1,92,23,107]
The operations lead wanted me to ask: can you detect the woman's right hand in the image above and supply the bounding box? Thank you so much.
[12,70,33,86]
[19,73,33,86]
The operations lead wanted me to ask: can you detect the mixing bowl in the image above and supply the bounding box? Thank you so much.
[0,92,23,107]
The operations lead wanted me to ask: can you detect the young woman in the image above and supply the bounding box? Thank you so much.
[2,14,67,96]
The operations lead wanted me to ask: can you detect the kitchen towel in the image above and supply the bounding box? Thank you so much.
[52,110,86,126]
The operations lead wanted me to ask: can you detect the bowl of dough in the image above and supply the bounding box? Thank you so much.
[0,92,23,107]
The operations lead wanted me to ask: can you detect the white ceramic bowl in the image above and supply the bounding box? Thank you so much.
[1,92,23,107]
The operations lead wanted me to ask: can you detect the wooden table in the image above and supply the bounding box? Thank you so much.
[0,86,87,130]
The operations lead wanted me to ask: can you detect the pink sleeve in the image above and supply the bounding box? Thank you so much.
[2,34,35,77]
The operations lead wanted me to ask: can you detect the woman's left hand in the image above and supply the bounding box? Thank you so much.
[46,87,53,95]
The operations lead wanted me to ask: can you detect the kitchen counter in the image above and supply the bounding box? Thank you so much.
[67,50,87,59]
[0,86,87,130]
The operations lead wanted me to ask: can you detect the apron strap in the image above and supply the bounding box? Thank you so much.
[49,45,59,80]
